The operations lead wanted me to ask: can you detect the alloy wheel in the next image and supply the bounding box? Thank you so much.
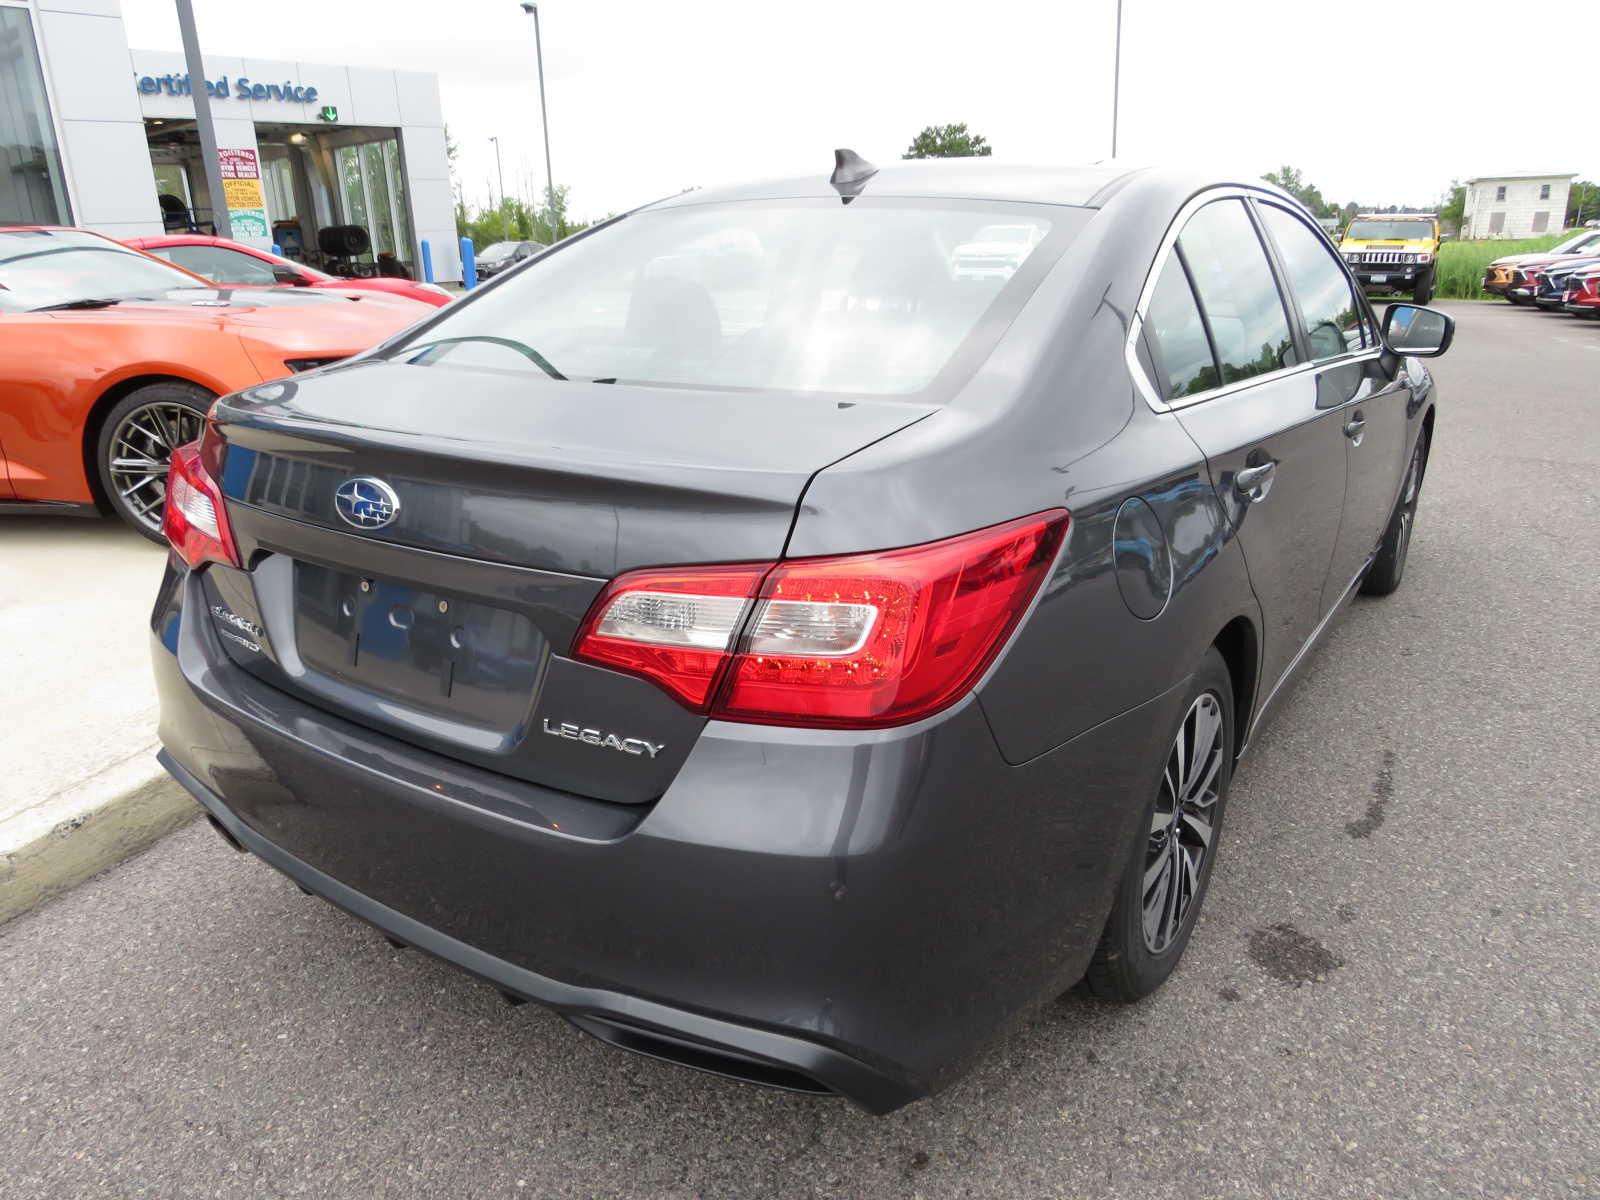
[1395,444,1424,565]
[107,401,206,533]
[1143,692,1225,954]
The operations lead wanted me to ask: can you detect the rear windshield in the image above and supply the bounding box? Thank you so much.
[386,199,1073,397]
[1345,220,1435,241]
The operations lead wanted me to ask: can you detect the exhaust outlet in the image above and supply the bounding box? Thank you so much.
[205,814,247,853]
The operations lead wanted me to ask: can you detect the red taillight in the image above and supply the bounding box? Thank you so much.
[571,511,1069,728]
[161,440,240,569]
[572,564,768,708]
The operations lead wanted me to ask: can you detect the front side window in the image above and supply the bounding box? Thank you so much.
[1256,203,1369,361]
[1177,200,1297,385]
[0,228,202,312]
[1144,253,1218,400]
[0,8,71,225]
[389,199,1072,397]
[162,243,280,285]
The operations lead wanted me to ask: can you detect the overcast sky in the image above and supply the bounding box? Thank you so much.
[121,0,1595,222]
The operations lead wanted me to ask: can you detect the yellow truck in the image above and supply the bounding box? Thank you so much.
[1338,213,1442,304]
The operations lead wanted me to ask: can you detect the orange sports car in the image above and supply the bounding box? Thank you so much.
[1,225,432,540]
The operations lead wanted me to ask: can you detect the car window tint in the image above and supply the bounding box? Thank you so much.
[1145,253,1219,399]
[1256,203,1368,360]
[390,200,1071,397]
[167,244,278,286]
[1177,200,1298,384]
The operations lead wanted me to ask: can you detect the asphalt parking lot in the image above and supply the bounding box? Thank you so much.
[3,301,1596,1199]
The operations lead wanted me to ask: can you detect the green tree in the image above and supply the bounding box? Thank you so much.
[456,185,588,253]
[1439,181,1466,234]
[1261,165,1332,218]
[903,124,992,159]
[1566,180,1599,227]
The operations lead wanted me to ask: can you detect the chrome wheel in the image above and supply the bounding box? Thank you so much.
[1143,692,1224,954]
[106,401,205,533]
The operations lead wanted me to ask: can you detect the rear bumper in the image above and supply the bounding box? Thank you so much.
[161,749,910,1110]
[153,562,1173,1111]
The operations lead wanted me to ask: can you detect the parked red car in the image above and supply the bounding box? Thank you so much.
[122,234,453,307]
[1562,267,1600,316]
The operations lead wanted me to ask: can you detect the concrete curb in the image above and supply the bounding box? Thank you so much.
[0,745,196,925]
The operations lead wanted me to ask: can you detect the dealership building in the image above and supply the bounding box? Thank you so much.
[1,0,463,280]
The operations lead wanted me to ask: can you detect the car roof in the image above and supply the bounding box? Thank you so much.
[649,158,1151,210]
[125,234,230,247]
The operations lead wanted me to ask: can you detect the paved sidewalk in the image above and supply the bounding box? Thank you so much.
[0,515,193,921]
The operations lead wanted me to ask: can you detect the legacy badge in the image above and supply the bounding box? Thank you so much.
[542,718,664,759]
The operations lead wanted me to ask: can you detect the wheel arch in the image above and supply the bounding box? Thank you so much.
[80,373,219,509]
[1211,616,1258,761]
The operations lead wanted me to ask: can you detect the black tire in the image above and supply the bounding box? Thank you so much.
[1360,437,1426,596]
[1082,647,1234,1002]
[94,381,214,543]
[1413,268,1434,305]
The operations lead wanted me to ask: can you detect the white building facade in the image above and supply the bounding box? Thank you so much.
[1,0,462,280]
[1461,172,1576,240]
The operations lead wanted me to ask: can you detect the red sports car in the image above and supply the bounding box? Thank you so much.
[123,234,453,308]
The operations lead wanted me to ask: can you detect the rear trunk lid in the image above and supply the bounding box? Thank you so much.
[203,359,934,803]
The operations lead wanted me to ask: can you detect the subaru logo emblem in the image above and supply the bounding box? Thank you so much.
[333,476,401,530]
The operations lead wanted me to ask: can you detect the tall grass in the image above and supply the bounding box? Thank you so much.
[1434,233,1575,299]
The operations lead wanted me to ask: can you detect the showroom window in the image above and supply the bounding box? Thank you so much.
[0,7,71,224]
[336,138,414,265]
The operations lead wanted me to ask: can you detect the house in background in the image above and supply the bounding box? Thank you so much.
[1461,172,1576,239]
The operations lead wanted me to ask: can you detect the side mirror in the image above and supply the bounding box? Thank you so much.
[1383,303,1455,358]
[272,264,311,286]
[1439,233,1451,242]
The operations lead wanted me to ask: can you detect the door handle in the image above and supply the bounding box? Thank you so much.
[1234,462,1276,500]
[1343,414,1367,444]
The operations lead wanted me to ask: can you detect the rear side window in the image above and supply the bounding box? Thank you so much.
[1178,200,1298,385]
[1144,253,1218,400]
[1255,203,1370,360]
[163,244,279,286]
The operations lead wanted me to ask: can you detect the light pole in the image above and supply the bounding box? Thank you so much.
[173,0,230,237]
[1111,0,1123,158]
[489,136,504,207]
[520,2,555,222]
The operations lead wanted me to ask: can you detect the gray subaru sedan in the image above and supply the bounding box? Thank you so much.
[152,153,1453,1113]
